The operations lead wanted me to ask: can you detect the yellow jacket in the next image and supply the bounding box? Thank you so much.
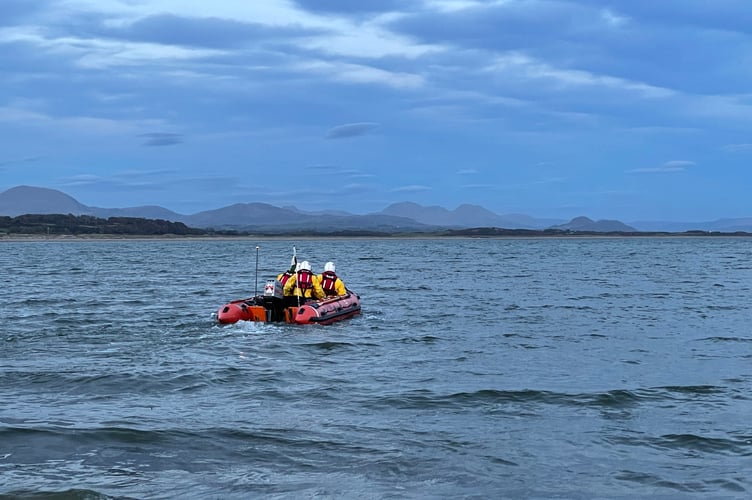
[277,272,295,296]
[318,271,347,296]
[283,270,325,299]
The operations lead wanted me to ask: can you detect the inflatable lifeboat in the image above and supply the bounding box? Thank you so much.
[216,279,361,325]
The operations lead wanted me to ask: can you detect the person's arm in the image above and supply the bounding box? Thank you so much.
[335,279,347,296]
[313,275,326,299]
[283,275,296,295]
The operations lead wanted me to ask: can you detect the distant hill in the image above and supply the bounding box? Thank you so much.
[0,186,91,216]
[0,185,187,221]
[3,185,751,233]
[551,216,637,232]
[186,203,303,227]
[0,187,432,232]
[93,205,187,221]
[184,203,430,232]
[379,201,563,229]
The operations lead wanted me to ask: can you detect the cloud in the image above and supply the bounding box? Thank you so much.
[590,0,752,35]
[340,183,371,193]
[139,132,183,146]
[0,103,167,136]
[600,8,628,27]
[0,156,40,168]
[293,0,417,15]
[82,13,324,49]
[344,171,377,179]
[325,122,380,139]
[297,60,425,88]
[723,143,752,153]
[305,164,340,171]
[484,52,673,99]
[0,0,51,27]
[2,0,752,220]
[391,1,613,54]
[304,166,376,182]
[388,0,747,102]
[116,168,181,178]
[60,174,105,187]
[627,160,696,174]
[390,184,432,193]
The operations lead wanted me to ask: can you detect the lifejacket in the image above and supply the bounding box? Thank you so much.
[296,270,314,292]
[278,272,293,286]
[320,271,339,296]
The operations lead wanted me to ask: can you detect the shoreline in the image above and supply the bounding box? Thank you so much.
[2,232,752,242]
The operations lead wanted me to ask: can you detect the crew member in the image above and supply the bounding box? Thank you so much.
[319,261,347,296]
[277,256,297,291]
[283,261,325,302]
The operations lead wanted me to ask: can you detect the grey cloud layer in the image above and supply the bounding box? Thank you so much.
[326,123,380,139]
[293,0,419,15]
[72,13,327,49]
[2,0,752,219]
[139,133,184,147]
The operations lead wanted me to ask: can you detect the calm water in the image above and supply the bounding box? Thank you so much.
[1,237,751,499]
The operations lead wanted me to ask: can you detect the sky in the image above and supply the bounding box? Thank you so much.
[1,0,752,222]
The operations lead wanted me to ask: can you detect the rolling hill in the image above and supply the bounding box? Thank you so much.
[2,185,751,233]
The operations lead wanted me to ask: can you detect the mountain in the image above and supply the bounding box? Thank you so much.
[91,205,187,221]
[283,205,354,217]
[379,201,563,229]
[0,187,431,232]
[186,203,303,227]
[552,216,637,232]
[3,185,750,233]
[0,186,91,216]
[184,202,429,232]
[0,185,187,221]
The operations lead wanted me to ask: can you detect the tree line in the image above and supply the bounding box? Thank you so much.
[0,214,209,236]
[4,214,748,238]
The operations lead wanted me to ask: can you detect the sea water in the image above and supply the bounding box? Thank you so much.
[1,237,751,499]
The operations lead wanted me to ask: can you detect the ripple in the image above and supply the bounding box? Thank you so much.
[3,238,752,498]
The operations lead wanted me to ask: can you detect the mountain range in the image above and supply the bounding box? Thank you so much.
[1,185,751,233]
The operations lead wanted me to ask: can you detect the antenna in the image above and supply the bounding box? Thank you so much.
[254,246,260,296]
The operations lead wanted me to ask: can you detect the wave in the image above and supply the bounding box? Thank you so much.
[0,424,408,466]
[701,336,752,343]
[658,433,752,455]
[360,385,735,411]
[0,365,256,397]
[299,341,356,350]
[0,488,131,500]
[616,470,747,494]
[608,432,752,457]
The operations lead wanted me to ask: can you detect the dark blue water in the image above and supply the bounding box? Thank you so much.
[1,237,751,499]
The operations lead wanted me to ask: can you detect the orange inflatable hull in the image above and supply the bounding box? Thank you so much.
[291,293,361,325]
[216,292,361,325]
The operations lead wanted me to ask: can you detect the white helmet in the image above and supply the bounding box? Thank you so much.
[295,262,302,272]
[299,260,311,271]
[324,262,335,273]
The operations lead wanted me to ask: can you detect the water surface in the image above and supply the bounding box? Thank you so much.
[1,237,751,498]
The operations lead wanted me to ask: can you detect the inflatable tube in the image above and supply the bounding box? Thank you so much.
[216,300,266,324]
[293,292,361,325]
[216,291,361,326]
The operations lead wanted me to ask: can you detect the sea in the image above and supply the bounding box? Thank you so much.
[1,237,751,499]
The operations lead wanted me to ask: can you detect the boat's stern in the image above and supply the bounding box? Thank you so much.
[216,300,267,324]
